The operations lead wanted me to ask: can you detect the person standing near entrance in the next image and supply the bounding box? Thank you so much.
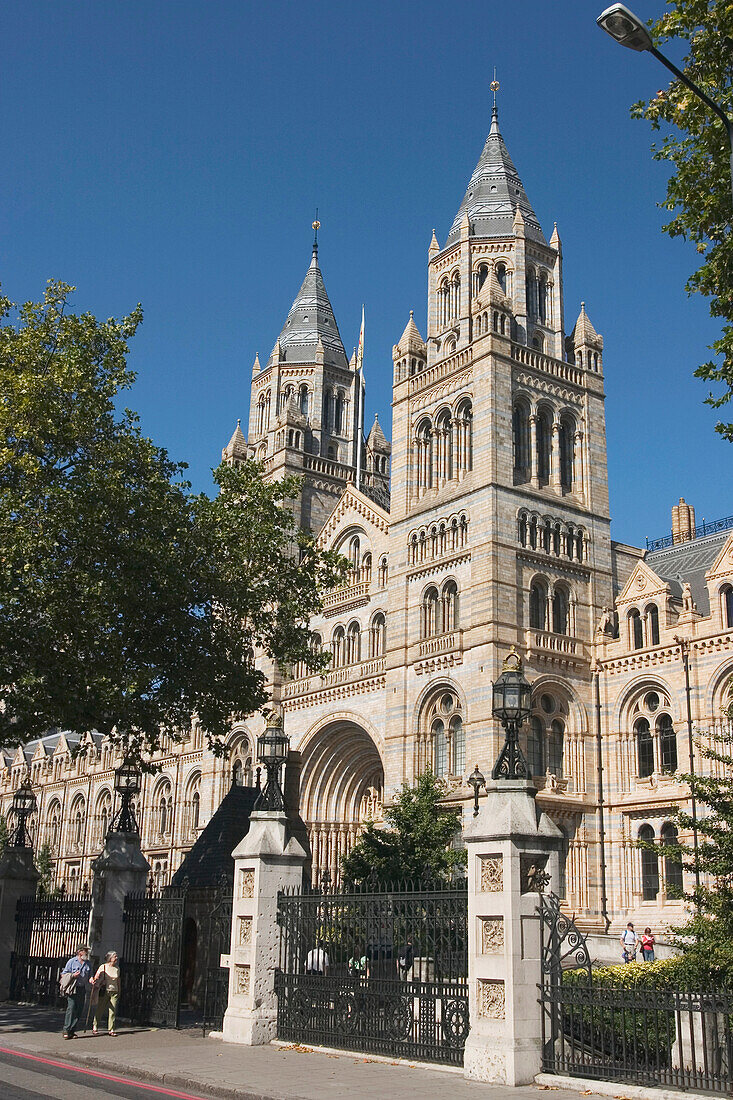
[620,922,638,963]
[91,950,120,1035]
[640,927,656,962]
[60,944,91,1039]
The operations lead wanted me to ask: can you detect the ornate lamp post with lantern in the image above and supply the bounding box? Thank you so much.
[110,759,141,835]
[10,780,37,848]
[491,648,533,781]
[254,711,290,812]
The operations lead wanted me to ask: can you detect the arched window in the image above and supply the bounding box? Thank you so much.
[513,403,530,476]
[191,790,200,831]
[529,581,548,631]
[332,626,346,668]
[299,384,309,418]
[361,552,372,583]
[629,609,644,650]
[646,604,660,646]
[658,714,677,772]
[422,587,439,638]
[518,512,528,546]
[536,409,552,483]
[636,718,654,777]
[559,417,574,491]
[548,719,564,776]
[348,536,361,575]
[477,263,489,293]
[96,791,111,845]
[451,714,465,774]
[415,419,433,490]
[71,797,85,850]
[370,613,386,658]
[442,579,459,633]
[456,399,473,475]
[433,719,447,777]
[425,691,464,778]
[495,262,507,294]
[552,586,570,635]
[528,715,543,775]
[378,556,388,587]
[157,782,173,836]
[722,585,733,628]
[232,759,244,786]
[661,823,683,897]
[436,409,452,482]
[639,824,659,901]
[47,800,61,852]
[346,621,361,664]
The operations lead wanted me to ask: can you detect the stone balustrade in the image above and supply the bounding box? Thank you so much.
[322,580,370,614]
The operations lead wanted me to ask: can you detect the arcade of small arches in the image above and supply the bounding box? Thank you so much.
[413,397,473,494]
[518,510,587,563]
[627,689,678,779]
[421,580,460,639]
[327,610,387,668]
[409,513,469,565]
[637,821,684,901]
[627,604,661,650]
[512,397,582,495]
[528,575,576,637]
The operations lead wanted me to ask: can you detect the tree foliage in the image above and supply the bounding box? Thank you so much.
[654,700,733,984]
[631,2,733,438]
[340,771,466,886]
[0,812,9,858]
[0,281,346,764]
[34,841,56,897]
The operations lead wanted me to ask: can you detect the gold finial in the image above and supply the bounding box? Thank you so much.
[502,645,522,672]
[312,208,320,254]
[490,67,500,107]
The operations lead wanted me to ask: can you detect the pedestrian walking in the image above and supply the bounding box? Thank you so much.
[91,950,120,1036]
[305,942,329,976]
[396,938,414,979]
[640,927,656,962]
[60,944,91,1039]
[620,921,638,963]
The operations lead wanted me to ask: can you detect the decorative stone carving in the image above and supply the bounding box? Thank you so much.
[238,916,252,946]
[520,854,550,894]
[239,868,255,898]
[480,855,503,892]
[235,964,250,995]
[480,917,504,953]
[477,978,505,1019]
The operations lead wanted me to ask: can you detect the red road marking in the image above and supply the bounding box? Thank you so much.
[0,1045,213,1099]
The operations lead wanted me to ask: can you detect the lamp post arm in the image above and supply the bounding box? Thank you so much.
[649,45,733,206]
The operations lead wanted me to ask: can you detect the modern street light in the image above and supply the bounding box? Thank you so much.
[111,759,142,835]
[491,648,533,781]
[597,3,733,204]
[10,780,37,848]
[254,711,290,812]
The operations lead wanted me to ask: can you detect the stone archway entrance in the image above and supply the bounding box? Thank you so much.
[299,720,384,886]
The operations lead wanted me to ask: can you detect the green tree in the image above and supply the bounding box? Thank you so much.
[341,772,466,886]
[35,841,56,897]
[654,698,733,984]
[631,2,733,439]
[0,281,346,763]
[0,812,9,858]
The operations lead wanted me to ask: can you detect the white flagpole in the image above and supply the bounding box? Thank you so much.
[355,305,365,491]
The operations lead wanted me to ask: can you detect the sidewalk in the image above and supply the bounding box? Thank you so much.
[0,1002,575,1100]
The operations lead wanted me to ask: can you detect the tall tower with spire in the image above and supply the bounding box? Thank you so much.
[227,228,387,533]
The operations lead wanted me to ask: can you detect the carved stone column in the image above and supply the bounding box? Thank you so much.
[88,831,150,969]
[0,847,40,999]
[463,779,563,1086]
[529,415,539,487]
[551,420,562,492]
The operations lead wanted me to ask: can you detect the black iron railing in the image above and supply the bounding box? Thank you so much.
[9,892,92,1006]
[275,880,468,1065]
[646,514,733,552]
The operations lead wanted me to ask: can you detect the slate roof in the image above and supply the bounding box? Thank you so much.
[276,246,348,369]
[170,782,260,888]
[445,105,546,248]
[646,530,729,616]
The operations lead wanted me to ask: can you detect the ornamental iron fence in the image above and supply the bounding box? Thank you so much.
[275,880,468,1065]
[9,891,92,1006]
[539,894,733,1094]
[121,886,186,1027]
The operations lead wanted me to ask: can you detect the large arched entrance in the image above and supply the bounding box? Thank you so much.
[299,719,384,886]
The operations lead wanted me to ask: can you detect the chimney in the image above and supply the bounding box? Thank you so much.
[671,498,696,544]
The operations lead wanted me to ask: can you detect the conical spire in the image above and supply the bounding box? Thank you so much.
[396,309,426,355]
[572,302,601,346]
[367,414,390,452]
[445,103,545,248]
[222,419,248,463]
[275,240,348,369]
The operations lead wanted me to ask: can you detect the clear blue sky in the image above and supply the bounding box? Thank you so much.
[2,0,729,546]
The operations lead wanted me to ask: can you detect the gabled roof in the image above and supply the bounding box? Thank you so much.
[647,530,731,617]
[445,105,545,248]
[276,245,348,369]
[317,483,391,546]
[171,782,260,888]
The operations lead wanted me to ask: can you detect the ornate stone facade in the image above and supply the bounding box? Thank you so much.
[1,103,732,938]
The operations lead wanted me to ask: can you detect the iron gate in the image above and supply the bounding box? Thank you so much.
[9,891,92,1006]
[122,887,185,1027]
[276,881,468,1065]
[202,885,234,1032]
[539,893,733,1095]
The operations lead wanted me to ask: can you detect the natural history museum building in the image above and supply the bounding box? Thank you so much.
[2,104,733,934]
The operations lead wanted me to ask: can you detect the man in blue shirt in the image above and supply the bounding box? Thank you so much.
[61,944,91,1039]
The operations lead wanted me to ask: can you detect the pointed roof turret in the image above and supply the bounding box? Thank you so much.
[222,419,248,463]
[571,302,603,348]
[396,310,426,356]
[275,240,348,369]
[445,103,545,248]
[367,414,390,453]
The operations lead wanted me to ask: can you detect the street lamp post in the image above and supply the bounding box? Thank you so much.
[111,760,142,835]
[491,649,533,781]
[597,3,733,205]
[467,764,486,817]
[254,711,290,812]
[10,780,37,848]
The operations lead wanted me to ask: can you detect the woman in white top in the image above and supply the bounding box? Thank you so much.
[91,950,120,1035]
